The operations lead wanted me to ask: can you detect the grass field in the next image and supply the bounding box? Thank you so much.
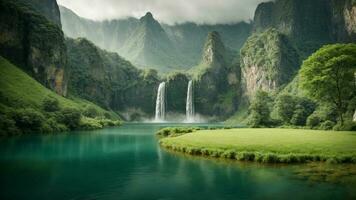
[0,56,118,119]
[159,128,356,164]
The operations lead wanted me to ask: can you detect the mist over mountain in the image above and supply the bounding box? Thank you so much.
[59,6,252,71]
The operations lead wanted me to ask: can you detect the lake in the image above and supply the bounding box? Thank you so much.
[0,123,354,200]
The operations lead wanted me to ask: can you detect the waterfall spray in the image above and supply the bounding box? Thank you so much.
[186,80,195,122]
[155,82,166,121]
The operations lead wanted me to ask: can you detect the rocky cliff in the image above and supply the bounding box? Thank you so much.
[0,0,67,95]
[240,28,299,97]
[18,0,62,27]
[190,31,239,117]
[66,37,160,118]
[330,0,356,42]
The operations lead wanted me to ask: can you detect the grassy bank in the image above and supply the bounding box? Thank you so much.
[159,128,356,164]
[0,56,121,135]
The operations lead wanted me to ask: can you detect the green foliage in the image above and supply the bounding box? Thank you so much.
[274,94,297,123]
[300,44,356,124]
[319,120,335,130]
[59,108,81,130]
[156,127,201,137]
[0,56,121,135]
[306,114,321,128]
[42,96,60,112]
[0,114,20,135]
[247,91,273,127]
[83,106,99,118]
[12,108,44,132]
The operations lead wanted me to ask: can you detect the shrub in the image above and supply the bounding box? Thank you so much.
[83,106,99,118]
[274,94,296,123]
[247,90,273,127]
[12,108,44,132]
[333,121,356,131]
[306,114,320,128]
[290,105,308,126]
[0,114,20,135]
[42,97,60,112]
[319,120,335,130]
[59,108,81,130]
[80,117,103,130]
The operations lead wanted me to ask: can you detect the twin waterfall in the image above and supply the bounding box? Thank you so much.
[155,82,166,121]
[154,81,195,122]
[186,80,195,122]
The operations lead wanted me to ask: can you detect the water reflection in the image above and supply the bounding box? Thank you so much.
[0,123,354,200]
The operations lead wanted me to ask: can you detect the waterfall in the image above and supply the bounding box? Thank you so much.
[155,82,166,121]
[186,80,195,122]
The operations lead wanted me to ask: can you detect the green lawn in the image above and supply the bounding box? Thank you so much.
[159,128,356,163]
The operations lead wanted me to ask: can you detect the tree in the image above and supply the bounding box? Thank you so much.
[300,44,356,125]
[274,94,296,123]
[247,90,273,127]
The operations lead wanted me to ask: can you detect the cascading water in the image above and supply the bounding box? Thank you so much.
[186,80,195,122]
[155,82,166,121]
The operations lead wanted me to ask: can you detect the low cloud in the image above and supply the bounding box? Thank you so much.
[57,0,266,25]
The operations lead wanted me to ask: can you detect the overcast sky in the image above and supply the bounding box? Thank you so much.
[57,0,267,25]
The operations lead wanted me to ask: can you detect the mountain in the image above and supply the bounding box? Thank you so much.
[191,31,240,117]
[253,0,356,59]
[120,12,181,71]
[59,6,139,53]
[239,0,356,97]
[240,28,300,97]
[59,6,252,72]
[65,37,161,119]
[17,0,62,27]
[0,0,67,95]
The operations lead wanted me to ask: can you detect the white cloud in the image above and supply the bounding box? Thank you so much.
[57,0,266,25]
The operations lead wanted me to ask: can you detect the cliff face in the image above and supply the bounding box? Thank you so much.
[66,38,160,117]
[0,0,67,95]
[331,0,356,42]
[190,31,239,117]
[18,0,61,27]
[240,29,299,97]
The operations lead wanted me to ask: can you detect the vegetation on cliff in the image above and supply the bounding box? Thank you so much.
[0,0,67,95]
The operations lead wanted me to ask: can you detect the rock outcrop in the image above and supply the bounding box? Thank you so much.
[0,0,67,95]
[240,28,299,97]
[190,31,239,117]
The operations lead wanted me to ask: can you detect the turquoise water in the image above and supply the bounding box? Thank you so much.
[0,123,354,200]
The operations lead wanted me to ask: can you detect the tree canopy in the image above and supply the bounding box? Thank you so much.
[300,44,356,124]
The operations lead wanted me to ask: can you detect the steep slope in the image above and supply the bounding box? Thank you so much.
[163,22,251,67]
[240,28,300,97]
[0,56,120,134]
[191,32,240,117]
[66,38,160,118]
[60,6,139,53]
[0,0,67,95]
[17,0,61,27]
[120,12,181,71]
[253,0,356,58]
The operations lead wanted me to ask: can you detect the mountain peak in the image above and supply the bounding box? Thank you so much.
[201,31,226,66]
[140,12,155,22]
